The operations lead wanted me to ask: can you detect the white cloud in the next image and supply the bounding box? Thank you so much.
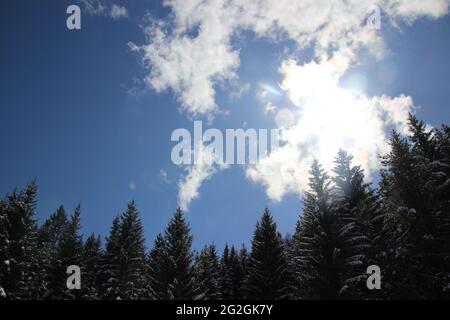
[80,0,107,15]
[264,102,277,114]
[385,0,450,22]
[178,143,228,211]
[136,0,449,207]
[80,0,128,19]
[246,57,415,201]
[134,17,239,116]
[158,169,169,184]
[110,4,128,19]
[134,0,449,117]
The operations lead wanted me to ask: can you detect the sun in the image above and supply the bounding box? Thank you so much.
[260,55,406,184]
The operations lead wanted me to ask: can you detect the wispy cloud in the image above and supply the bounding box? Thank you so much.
[178,144,228,211]
[80,0,128,19]
[133,0,449,207]
[158,169,170,184]
[110,4,128,19]
[133,0,449,117]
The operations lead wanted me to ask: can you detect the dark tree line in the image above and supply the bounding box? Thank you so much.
[0,114,449,300]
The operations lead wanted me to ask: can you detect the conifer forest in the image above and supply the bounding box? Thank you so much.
[1,115,449,300]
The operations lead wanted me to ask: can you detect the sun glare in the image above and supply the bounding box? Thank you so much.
[274,57,398,179]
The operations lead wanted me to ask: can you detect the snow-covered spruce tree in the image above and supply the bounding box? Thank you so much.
[38,206,69,253]
[332,150,383,299]
[118,201,147,299]
[194,244,221,300]
[147,233,167,299]
[432,122,450,296]
[293,160,345,299]
[47,205,84,300]
[100,202,147,300]
[81,233,103,300]
[238,245,250,299]
[99,216,122,299]
[152,208,201,300]
[380,130,416,298]
[219,244,233,300]
[219,244,249,299]
[410,115,450,295]
[247,208,293,300]
[0,182,40,300]
[380,115,450,299]
[0,196,9,299]
[32,205,70,300]
[290,220,303,299]
[285,233,302,299]
[228,245,247,300]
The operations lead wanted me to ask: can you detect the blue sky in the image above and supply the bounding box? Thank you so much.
[1,0,450,251]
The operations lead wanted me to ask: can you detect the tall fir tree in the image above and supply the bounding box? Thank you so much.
[432,122,450,296]
[36,206,69,299]
[100,202,147,300]
[38,206,69,253]
[332,150,381,298]
[118,201,147,299]
[47,205,84,300]
[219,244,233,300]
[228,245,247,300]
[238,245,250,299]
[152,208,198,300]
[99,215,122,299]
[380,115,450,298]
[194,244,221,300]
[147,233,167,299]
[0,181,39,300]
[82,233,103,299]
[0,195,9,298]
[247,208,293,300]
[220,244,249,300]
[293,160,344,299]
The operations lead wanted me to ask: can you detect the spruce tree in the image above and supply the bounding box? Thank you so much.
[82,234,103,299]
[380,115,450,299]
[47,205,84,300]
[332,150,381,298]
[238,245,250,299]
[0,182,39,299]
[100,202,147,300]
[220,244,249,300]
[247,208,292,300]
[147,233,167,299]
[290,219,303,299]
[154,208,198,300]
[228,245,246,300]
[195,244,221,300]
[118,201,147,299]
[100,216,122,299]
[38,206,69,252]
[0,197,9,299]
[293,160,344,299]
[36,206,69,299]
[432,122,450,296]
[219,244,233,299]
[39,206,65,299]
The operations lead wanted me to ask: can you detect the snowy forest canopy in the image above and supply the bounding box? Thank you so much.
[0,114,449,300]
